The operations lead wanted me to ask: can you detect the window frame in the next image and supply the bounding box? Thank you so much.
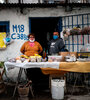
[0,21,10,36]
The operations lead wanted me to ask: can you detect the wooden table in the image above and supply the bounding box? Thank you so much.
[41,61,90,74]
[41,61,90,94]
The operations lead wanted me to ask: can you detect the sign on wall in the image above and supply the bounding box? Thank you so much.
[0,32,6,48]
[11,24,28,40]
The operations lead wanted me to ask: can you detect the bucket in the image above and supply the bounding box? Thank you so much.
[51,79,65,100]
[18,85,29,97]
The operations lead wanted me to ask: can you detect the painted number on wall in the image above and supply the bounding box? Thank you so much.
[11,25,28,40]
[13,25,24,33]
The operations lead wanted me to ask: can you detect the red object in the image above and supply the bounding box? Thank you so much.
[29,42,35,47]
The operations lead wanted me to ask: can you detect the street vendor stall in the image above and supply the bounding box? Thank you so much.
[4,51,90,97]
[4,60,90,96]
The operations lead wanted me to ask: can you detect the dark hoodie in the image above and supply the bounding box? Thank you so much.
[48,38,65,55]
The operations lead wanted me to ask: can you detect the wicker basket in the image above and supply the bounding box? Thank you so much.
[18,85,29,97]
[0,81,5,94]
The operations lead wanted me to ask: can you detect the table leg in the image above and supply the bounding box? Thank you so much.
[71,73,90,95]
[84,73,90,93]
[71,73,78,95]
[24,69,34,97]
[13,68,23,97]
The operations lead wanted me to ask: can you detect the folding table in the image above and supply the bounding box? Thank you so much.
[4,61,60,97]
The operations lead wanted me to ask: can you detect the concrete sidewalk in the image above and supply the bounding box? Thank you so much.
[0,84,90,100]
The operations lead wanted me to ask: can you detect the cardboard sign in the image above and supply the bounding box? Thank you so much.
[0,32,6,48]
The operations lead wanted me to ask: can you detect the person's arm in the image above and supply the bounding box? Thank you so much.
[20,42,26,54]
[59,39,65,51]
[59,40,68,52]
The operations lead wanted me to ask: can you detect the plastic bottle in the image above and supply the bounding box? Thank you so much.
[46,49,48,61]
[43,48,46,59]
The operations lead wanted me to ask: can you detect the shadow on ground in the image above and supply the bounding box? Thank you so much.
[0,84,90,100]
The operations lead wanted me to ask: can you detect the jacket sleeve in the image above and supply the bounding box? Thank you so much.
[59,39,65,51]
[20,42,26,54]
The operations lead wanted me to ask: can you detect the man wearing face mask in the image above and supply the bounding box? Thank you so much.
[48,32,66,55]
[20,33,43,56]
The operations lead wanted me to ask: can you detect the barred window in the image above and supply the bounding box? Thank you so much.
[69,0,89,3]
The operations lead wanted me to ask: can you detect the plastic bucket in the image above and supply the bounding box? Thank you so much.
[51,79,65,100]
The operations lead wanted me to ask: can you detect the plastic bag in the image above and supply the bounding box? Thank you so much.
[80,43,90,52]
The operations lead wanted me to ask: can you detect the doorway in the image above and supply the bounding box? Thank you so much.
[29,17,62,49]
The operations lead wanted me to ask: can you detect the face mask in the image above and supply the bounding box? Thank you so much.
[29,39,35,42]
[53,35,58,40]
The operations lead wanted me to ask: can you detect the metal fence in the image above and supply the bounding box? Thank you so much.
[62,13,90,87]
[62,13,90,52]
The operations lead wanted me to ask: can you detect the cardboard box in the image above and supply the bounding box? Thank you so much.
[59,52,77,61]
[77,52,90,58]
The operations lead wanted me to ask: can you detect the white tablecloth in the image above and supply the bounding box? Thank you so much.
[4,62,60,71]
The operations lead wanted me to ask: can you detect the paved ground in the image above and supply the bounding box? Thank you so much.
[0,84,90,100]
[67,94,90,100]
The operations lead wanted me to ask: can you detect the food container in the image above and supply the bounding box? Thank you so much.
[59,52,69,61]
[48,56,62,62]
[8,58,16,62]
[30,56,36,62]
[16,60,22,63]
[48,57,53,62]
[36,56,42,62]
[65,55,76,62]
[23,59,30,63]
[59,52,77,61]
[42,58,47,62]
[20,58,26,62]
